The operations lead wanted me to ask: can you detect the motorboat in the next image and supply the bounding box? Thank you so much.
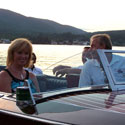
[0,49,125,125]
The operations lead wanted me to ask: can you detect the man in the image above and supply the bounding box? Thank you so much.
[26,53,43,75]
[79,33,125,88]
[79,33,113,87]
[53,46,90,77]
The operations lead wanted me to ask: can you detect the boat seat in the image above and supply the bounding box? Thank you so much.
[36,75,47,92]
[36,75,67,92]
[66,74,80,88]
[0,66,6,71]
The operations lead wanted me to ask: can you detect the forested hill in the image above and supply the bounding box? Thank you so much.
[0,9,86,34]
[0,9,125,46]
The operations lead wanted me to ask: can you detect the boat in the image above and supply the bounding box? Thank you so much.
[0,49,125,125]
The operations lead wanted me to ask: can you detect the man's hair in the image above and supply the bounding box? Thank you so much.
[32,52,37,63]
[90,34,112,49]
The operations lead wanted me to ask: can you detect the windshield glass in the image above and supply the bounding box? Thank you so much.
[78,50,108,88]
[36,49,125,93]
[104,51,125,84]
[36,49,109,94]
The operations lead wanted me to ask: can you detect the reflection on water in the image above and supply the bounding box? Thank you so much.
[0,44,124,75]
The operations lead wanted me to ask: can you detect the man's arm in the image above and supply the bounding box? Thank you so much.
[55,68,81,77]
[53,65,71,75]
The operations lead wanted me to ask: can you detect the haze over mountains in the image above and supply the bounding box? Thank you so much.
[0,9,86,34]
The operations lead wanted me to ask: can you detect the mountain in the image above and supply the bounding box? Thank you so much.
[0,9,86,34]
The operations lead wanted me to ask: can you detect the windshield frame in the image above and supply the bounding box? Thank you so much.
[97,49,125,91]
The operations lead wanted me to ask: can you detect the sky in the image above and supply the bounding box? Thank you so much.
[0,0,125,32]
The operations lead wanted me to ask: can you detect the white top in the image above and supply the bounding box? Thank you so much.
[79,54,125,87]
[26,66,43,76]
[73,65,83,70]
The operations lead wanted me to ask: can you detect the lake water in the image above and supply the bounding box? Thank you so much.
[0,44,125,75]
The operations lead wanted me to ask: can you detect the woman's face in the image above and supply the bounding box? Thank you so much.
[13,48,30,66]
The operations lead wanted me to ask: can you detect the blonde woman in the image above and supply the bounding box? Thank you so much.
[0,38,40,93]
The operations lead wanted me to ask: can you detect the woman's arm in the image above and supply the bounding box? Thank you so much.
[29,72,40,92]
[0,71,12,93]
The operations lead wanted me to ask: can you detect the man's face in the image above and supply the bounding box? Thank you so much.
[90,38,105,50]
[82,47,90,63]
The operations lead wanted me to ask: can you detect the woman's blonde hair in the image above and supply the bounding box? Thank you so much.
[7,38,33,67]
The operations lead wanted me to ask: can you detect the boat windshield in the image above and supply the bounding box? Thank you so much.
[35,49,125,94]
[98,49,125,91]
